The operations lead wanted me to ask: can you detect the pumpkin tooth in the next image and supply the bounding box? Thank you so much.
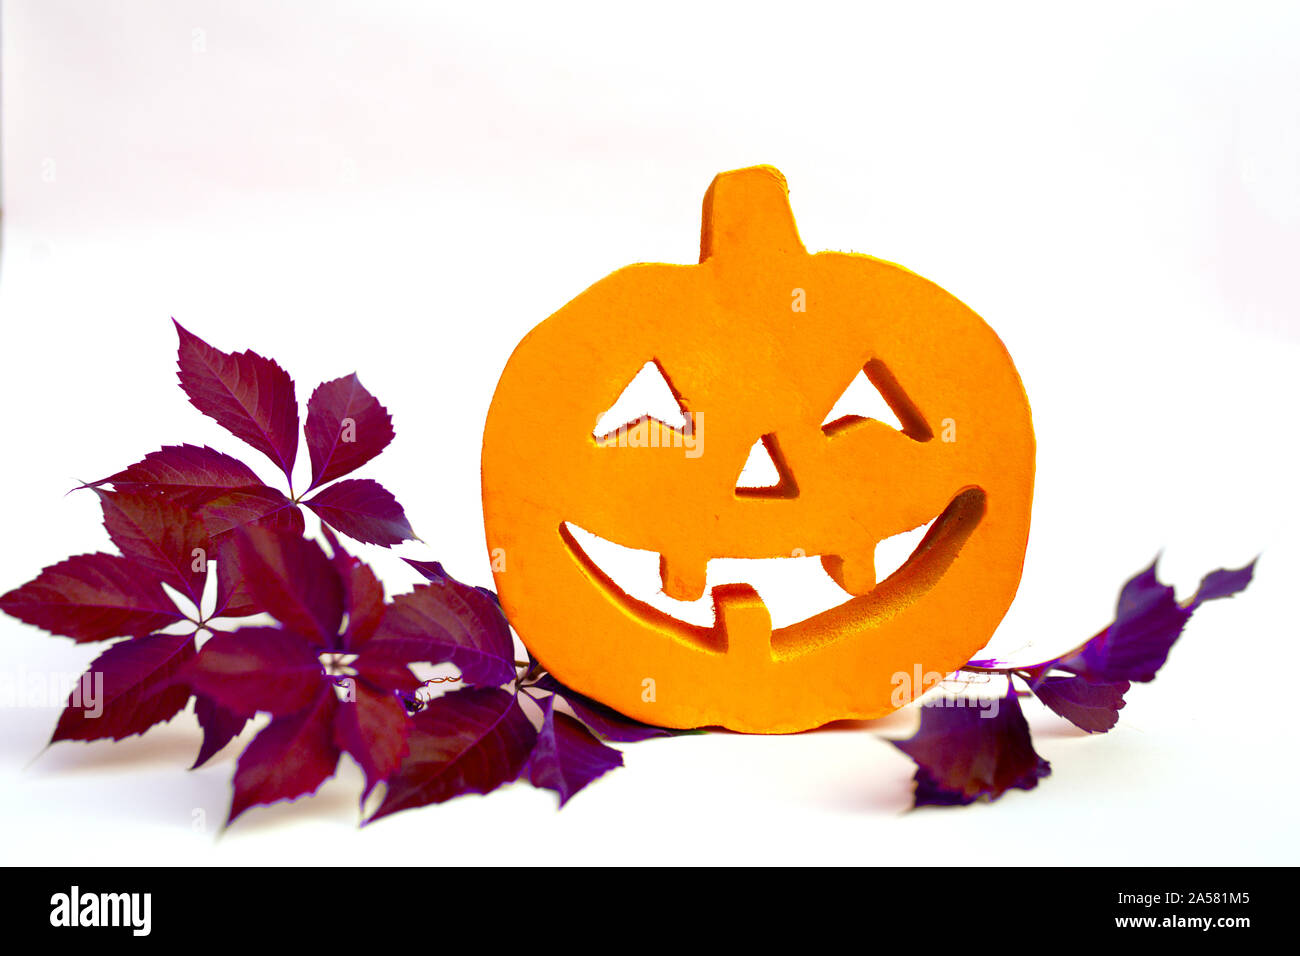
[660,554,708,602]
[821,553,876,596]
[712,583,773,661]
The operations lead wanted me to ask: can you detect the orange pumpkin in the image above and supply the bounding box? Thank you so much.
[481,166,1034,733]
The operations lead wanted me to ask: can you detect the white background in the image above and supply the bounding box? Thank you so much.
[1,0,1297,865]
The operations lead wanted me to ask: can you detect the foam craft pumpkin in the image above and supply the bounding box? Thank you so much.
[481,165,1034,734]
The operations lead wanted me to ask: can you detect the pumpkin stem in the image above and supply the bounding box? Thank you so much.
[699,165,806,264]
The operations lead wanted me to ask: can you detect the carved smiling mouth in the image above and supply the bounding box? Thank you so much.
[559,487,987,659]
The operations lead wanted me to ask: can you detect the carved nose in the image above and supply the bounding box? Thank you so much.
[734,433,798,499]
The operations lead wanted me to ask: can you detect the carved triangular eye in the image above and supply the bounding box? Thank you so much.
[820,359,932,442]
[593,360,690,440]
[735,434,798,498]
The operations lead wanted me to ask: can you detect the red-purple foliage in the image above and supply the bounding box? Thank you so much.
[0,323,677,825]
[894,557,1256,807]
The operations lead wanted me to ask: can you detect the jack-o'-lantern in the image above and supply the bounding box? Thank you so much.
[481,166,1034,733]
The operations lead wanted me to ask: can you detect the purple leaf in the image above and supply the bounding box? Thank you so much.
[199,486,303,540]
[212,537,261,619]
[1192,558,1257,605]
[203,503,306,620]
[229,686,341,824]
[403,558,453,582]
[321,527,385,650]
[305,373,395,490]
[0,553,184,642]
[533,673,675,742]
[96,488,210,606]
[228,528,343,645]
[525,695,623,806]
[84,443,265,504]
[178,626,324,718]
[192,694,249,768]
[174,320,299,483]
[367,576,516,687]
[1031,675,1129,733]
[891,685,1051,807]
[366,687,536,822]
[303,479,414,547]
[1056,560,1193,683]
[333,682,410,799]
[52,633,196,742]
